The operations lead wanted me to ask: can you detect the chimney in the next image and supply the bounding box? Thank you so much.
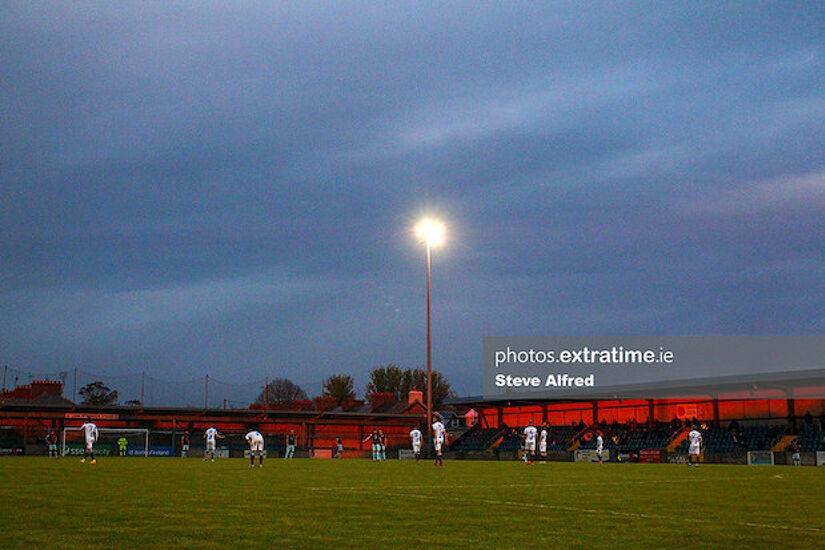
[408,390,424,406]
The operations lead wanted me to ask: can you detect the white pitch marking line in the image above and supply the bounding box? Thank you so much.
[741,522,815,532]
[385,478,712,490]
[309,486,822,534]
[313,477,723,491]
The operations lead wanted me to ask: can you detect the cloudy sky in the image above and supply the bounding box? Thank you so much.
[2,2,824,403]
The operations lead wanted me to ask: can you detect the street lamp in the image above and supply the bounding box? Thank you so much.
[415,218,445,438]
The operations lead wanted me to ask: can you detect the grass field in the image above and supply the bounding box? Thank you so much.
[1,457,823,549]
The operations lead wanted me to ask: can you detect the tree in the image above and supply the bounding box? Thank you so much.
[428,370,457,409]
[322,374,355,403]
[78,381,119,406]
[404,367,456,409]
[254,378,307,406]
[399,368,421,397]
[365,364,405,399]
[365,365,456,408]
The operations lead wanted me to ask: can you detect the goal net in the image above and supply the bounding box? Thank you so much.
[747,450,775,466]
[62,427,150,457]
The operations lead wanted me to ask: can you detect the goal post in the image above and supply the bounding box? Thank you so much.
[62,427,150,457]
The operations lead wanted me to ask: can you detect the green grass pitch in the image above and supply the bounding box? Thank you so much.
[1,457,823,549]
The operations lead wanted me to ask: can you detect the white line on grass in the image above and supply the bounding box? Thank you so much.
[312,477,726,492]
[309,487,822,534]
[368,478,714,490]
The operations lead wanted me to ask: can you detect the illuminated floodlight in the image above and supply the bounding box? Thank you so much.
[415,218,445,247]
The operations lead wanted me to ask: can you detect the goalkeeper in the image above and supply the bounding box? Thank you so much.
[117,437,128,456]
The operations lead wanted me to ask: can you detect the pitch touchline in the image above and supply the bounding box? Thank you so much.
[309,487,821,534]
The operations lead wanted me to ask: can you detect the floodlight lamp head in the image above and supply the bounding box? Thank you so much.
[415,218,445,247]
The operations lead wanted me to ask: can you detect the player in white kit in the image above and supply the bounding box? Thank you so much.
[432,416,446,466]
[409,427,422,461]
[539,426,548,461]
[246,430,265,467]
[687,427,702,466]
[595,431,604,464]
[80,418,98,464]
[204,426,222,462]
[523,421,538,465]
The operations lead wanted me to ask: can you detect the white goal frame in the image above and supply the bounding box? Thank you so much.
[62,427,150,457]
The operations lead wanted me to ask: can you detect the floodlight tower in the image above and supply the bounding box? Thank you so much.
[414,218,445,435]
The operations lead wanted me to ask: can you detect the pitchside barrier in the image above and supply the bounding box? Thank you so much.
[745,451,823,466]
[127,447,174,457]
[213,448,230,459]
[750,451,821,466]
[311,449,332,459]
[574,449,610,462]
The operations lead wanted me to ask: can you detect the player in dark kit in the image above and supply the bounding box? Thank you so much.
[791,439,802,466]
[362,429,381,461]
[369,429,381,461]
[181,431,190,458]
[45,430,58,458]
[378,430,387,461]
[285,430,297,459]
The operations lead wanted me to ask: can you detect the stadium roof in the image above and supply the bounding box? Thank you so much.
[0,402,426,422]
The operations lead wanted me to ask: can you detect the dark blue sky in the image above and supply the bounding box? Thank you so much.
[2,2,824,401]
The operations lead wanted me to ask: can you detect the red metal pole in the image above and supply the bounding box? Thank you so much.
[426,243,432,434]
